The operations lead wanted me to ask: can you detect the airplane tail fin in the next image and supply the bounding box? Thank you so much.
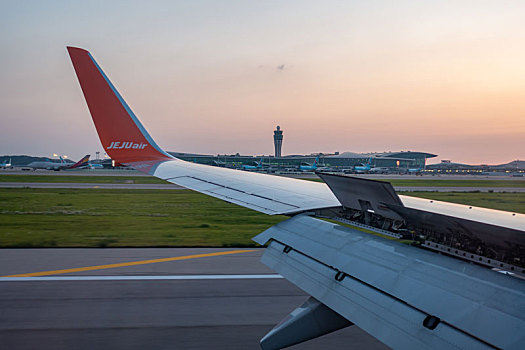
[69,154,91,169]
[67,47,172,163]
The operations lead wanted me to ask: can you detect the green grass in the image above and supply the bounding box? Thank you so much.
[0,188,285,248]
[400,192,525,213]
[2,174,524,187]
[0,188,522,248]
[0,174,167,184]
[304,178,525,187]
[387,179,525,187]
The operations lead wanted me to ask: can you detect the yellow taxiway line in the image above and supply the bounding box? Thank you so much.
[3,250,255,277]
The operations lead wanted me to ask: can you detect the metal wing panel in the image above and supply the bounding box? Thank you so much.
[204,187,298,213]
[261,240,491,350]
[399,194,525,232]
[166,176,223,192]
[152,159,341,215]
[254,215,525,349]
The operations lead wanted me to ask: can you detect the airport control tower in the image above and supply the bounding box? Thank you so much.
[273,126,283,158]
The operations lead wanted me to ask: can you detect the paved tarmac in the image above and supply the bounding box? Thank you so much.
[1,182,523,192]
[0,248,388,350]
[0,182,184,190]
[0,169,150,176]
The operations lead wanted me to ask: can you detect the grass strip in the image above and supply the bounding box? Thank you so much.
[0,188,522,248]
[0,188,285,248]
[2,174,524,187]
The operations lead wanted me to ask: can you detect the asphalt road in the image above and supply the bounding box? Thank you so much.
[0,248,388,350]
[1,182,523,192]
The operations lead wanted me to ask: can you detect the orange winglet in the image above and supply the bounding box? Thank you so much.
[68,47,172,163]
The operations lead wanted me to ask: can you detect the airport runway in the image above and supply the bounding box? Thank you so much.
[1,182,523,192]
[0,169,150,176]
[0,248,388,350]
[0,182,184,190]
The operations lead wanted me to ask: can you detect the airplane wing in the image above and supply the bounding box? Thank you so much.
[68,46,525,349]
[254,215,525,349]
[144,159,339,214]
[67,46,339,215]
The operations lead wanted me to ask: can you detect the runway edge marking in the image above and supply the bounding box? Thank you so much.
[2,250,255,277]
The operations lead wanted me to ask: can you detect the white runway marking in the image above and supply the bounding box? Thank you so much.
[0,274,283,282]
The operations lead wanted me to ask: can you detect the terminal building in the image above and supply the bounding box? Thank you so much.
[169,126,436,170]
[169,151,436,170]
[323,151,435,169]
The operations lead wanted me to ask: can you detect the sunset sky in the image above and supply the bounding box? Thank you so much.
[1,0,524,164]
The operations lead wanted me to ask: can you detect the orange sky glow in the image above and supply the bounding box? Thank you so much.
[1,1,524,164]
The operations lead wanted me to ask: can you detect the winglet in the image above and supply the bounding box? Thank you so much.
[67,46,172,163]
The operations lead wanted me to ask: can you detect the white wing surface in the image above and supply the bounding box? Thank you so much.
[152,159,339,214]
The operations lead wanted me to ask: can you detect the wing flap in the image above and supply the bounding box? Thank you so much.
[254,215,525,349]
[261,239,490,349]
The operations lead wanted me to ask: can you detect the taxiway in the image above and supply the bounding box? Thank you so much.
[0,248,388,350]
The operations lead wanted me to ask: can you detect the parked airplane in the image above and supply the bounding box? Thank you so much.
[242,158,263,170]
[0,158,12,169]
[68,46,525,350]
[407,166,424,175]
[354,157,373,173]
[25,154,90,171]
[299,156,319,171]
[79,161,104,169]
[368,166,390,174]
